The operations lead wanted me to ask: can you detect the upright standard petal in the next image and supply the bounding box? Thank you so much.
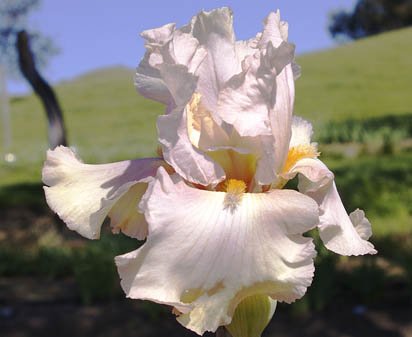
[116,167,318,335]
[259,11,296,183]
[216,42,291,138]
[258,11,289,49]
[42,146,163,240]
[135,23,176,107]
[140,22,176,45]
[290,158,377,256]
[213,10,296,185]
[158,105,226,186]
[135,22,206,113]
[157,66,226,186]
[188,7,240,113]
[235,35,260,67]
[269,61,295,180]
[134,54,173,107]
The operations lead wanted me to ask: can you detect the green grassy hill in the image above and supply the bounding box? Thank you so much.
[2,27,412,185]
[295,27,412,124]
[7,66,162,168]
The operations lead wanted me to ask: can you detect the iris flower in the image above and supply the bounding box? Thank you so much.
[43,7,376,337]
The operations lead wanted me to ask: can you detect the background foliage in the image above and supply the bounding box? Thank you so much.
[0,0,57,78]
[329,0,412,40]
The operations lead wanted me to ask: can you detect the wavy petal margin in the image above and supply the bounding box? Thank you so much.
[216,41,295,138]
[290,158,377,256]
[116,167,318,334]
[42,146,163,240]
[188,7,239,113]
[158,104,226,186]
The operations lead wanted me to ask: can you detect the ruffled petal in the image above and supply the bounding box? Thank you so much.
[161,30,207,73]
[116,167,318,335]
[140,22,176,45]
[216,41,295,138]
[259,11,289,48]
[214,10,296,185]
[187,93,231,150]
[252,60,295,185]
[135,22,206,112]
[269,61,295,178]
[108,184,149,240]
[350,208,373,241]
[260,11,297,180]
[135,24,176,106]
[289,116,314,148]
[152,62,226,186]
[289,158,377,256]
[188,7,240,113]
[157,64,198,108]
[42,146,163,240]
[158,103,226,186]
[184,92,282,188]
[134,56,172,106]
[235,35,260,66]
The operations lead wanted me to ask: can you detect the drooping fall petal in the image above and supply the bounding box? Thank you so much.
[282,117,375,255]
[291,158,377,256]
[350,208,373,240]
[108,184,149,240]
[42,146,163,240]
[116,167,318,335]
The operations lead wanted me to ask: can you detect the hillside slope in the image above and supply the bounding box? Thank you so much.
[295,27,412,124]
[8,66,162,168]
[6,27,412,171]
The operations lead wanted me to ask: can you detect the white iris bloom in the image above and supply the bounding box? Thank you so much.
[42,8,376,337]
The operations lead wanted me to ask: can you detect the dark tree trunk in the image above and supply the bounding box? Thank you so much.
[16,30,67,149]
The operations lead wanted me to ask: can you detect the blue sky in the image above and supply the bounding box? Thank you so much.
[8,0,356,94]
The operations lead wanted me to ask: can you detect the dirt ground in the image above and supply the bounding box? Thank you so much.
[1,284,411,337]
[1,204,411,337]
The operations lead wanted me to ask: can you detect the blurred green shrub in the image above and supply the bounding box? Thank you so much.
[330,153,412,220]
[316,114,412,146]
[73,234,137,304]
[0,246,71,277]
[0,233,138,303]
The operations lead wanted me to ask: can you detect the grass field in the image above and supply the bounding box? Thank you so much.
[295,27,412,124]
[2,27,411,159]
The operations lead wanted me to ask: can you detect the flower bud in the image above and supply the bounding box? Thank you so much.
[226,295,277,337]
